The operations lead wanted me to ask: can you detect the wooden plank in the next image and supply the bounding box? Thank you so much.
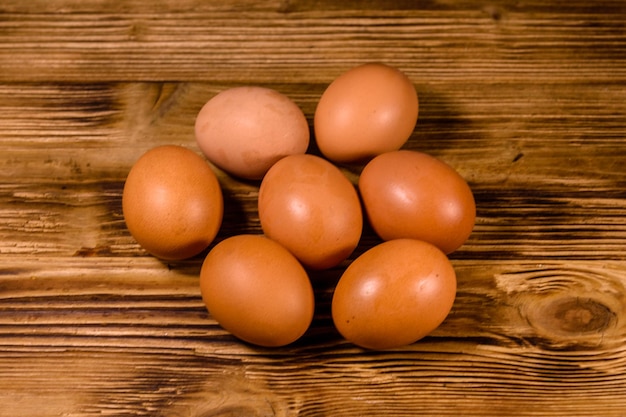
[1,81,623,183]
[1,259,625,416]
[0,0,625,415]
[1,82,624,259]
[0,3,624,83]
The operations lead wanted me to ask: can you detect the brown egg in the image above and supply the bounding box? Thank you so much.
[314,63,418,164]
[199,234,315,347]
[194,86,310,180]
[358,150,475,254]
[332,239,457,350]
[258,154,363,270]
[122,145,223,260]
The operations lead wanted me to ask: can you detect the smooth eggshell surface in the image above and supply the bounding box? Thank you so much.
[358,150,475,254]
[258,154,363,270]
[194,86,310,180]
[314,63,418,164]
[332,239,457,350]
[199,234,315,347]
[122,145,223,260]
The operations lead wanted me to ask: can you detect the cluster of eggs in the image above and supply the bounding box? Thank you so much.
[122,63,475,350]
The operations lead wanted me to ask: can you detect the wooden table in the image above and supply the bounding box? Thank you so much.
[1,1,625,415]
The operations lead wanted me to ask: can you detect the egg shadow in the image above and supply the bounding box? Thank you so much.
[403,86,475,155]
[217,177,262,236]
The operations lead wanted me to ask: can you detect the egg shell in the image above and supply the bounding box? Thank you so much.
[331,239,457,350]
[258,153,363,270]
[358,150,476,254]
[314,62,418,164]
[122,145,223,260]
[194,86,310,180]
[199,234,315,347]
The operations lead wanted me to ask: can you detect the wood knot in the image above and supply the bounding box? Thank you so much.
[496,264,625,348]
[526,295,616,340]
[547,297,613,334]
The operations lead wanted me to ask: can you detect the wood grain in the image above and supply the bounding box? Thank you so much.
[1,0,626,416]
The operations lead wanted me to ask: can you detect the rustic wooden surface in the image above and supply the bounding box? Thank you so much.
[1,0,625,416]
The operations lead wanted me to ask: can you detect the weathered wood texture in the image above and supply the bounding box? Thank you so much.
[1,1,625,416]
